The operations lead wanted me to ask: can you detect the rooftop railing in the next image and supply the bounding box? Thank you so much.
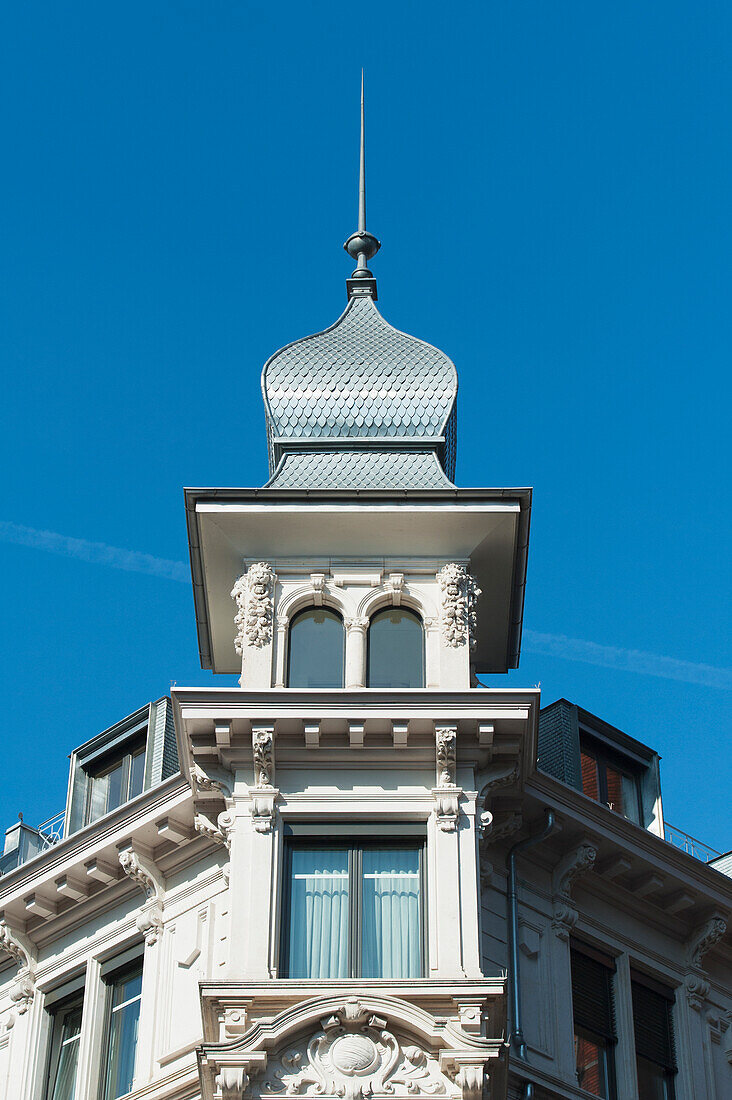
[37,810,65,848]
[664,822,720,863]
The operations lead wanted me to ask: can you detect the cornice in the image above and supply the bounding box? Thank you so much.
[526,771,732,903]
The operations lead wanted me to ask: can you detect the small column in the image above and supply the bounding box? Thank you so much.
[274,616,288,687]
[345,618,369,688]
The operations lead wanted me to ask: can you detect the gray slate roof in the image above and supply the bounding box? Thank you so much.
[261,293,458,487]
[266,450,455,489]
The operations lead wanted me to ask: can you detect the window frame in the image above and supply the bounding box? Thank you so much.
[98,958,144,1100]
[280,835,427,979]
[286,606,346,689]
[570,942,618,1100]
[44,991,84,1100]
[579,735,643,824]
[366,606,425,689]
[630,971,677,1099]
[84,737,146,826]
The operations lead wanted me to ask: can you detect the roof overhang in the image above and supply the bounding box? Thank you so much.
[184,486,532,675]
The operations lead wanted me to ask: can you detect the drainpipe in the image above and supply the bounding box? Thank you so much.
[506,809,556,1099]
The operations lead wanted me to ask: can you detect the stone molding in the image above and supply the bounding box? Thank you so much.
[231,562,276,653]
[434,726,460,832]
[551,840,598,940]
[118,846,166,946]
[0,920,37,1015]
[199,994,500,1100]
[436,564,481,650]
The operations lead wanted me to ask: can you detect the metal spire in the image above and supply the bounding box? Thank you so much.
[344,70,380,298]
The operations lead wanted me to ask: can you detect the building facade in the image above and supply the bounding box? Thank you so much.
[0,137,730,1100]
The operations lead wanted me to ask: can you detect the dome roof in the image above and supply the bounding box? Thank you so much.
[261,293,458,487]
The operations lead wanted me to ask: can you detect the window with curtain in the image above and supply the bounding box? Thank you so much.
[283,842,423,978]
[570,944,617,1099]
[287,608,344,688]
[102,964,143,1100]
[579,737,642,824]
[45,996,83,1100]
[631,974,677,1099]
[367,608,424,688]
[85,738,146,825]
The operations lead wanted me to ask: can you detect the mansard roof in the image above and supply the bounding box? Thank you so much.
[261,293,458,488]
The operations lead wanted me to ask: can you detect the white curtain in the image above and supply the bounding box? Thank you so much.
[361,849,420,978]
[288,849,349,978]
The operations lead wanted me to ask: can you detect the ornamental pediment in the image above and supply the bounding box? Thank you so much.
[199,994,502,1100]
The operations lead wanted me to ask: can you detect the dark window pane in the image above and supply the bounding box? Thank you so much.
[636,1056,673,1100]
[575,1031,609,1098]
[605,767,624,815]
[580,751,600,802]
[129,750,145,800]
[287,609,344,688]
[47,1001,83,1100]
[287,849,349,978]
[367,609,424,688]
[105,763,125,813]
[631,979,676,1070]
[361,848,421,978]
[103,967,142,1100]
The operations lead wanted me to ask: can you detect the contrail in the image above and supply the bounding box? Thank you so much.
[2,521,729,690]
[523,629,731,690]
[0,521,189,584]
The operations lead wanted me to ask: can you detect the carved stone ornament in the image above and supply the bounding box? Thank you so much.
[436,564,481,650]
[253,727,275,788]
[195,809,235,851]
[232,562,276,653]
[436,727,457,788]
[119,848,166,946]
[256,999,453,1100]
[345,617,370,633]
[551,841,597,940]
[684,914,727,1009]
[0,920,37,1015]
[190,762,234,800]
[434,726,460,832]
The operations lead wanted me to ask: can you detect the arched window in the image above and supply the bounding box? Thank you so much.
[367,608,424,688]
[287,608,344,688]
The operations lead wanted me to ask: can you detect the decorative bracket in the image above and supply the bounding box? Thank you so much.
[551,840,597,940]
[189,762,234,801]
[0,920,37,1015]
[684,913,727,1009]
[434,726,460,831]
[195,809,235,851]
[118,846,166,945]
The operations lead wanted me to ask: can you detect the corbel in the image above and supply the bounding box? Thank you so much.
[310,573,326,606]
[433,725,460,831]
[385,572,404,605]
[118,844,166,946]
[551,839,598,940]
[684,913,727,1010]
[194,809,234,851]
[189,762,234,801]
[304,721,320,749]
[251,725,277,833]
[391,721,409,749]
[0,919,37,1015]
[213,1054,268,1100]
[348,720,365,749]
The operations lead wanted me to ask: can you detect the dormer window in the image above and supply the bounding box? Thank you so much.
[580,737,642,824]
[287,608,345,688]
[85,738,146,825]
[367,608,424,688]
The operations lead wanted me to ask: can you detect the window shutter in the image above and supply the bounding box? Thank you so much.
[631,977,676,1070]
[571,947,616,1041]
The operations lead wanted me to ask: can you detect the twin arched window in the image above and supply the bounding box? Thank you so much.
[286,606,424,688]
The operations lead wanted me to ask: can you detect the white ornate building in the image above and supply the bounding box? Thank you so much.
[0,119,729,1100]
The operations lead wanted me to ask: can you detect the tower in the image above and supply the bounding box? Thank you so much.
[178,83,535,1100]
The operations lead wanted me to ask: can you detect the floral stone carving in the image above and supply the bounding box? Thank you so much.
[436,564,481,650]
[0,920,37,1015]
[257,999,451,1100]
[232,562,276,653]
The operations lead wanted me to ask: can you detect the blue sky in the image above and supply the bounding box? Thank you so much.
[1,2,730,849]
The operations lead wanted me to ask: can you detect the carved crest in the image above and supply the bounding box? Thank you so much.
[232,562,276,653]
[436,564,481,649]
[257,1000,451,1100]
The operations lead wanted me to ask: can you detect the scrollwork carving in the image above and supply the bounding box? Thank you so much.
[253,727,275,788]
[119,848,166,945]
[232,562,276,653]
[436,726,457,788]
[551,841,597,940]
[189,762,233,800]
[0,921,37,1015]
[436,564,481,649]
[688,915,727,969]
